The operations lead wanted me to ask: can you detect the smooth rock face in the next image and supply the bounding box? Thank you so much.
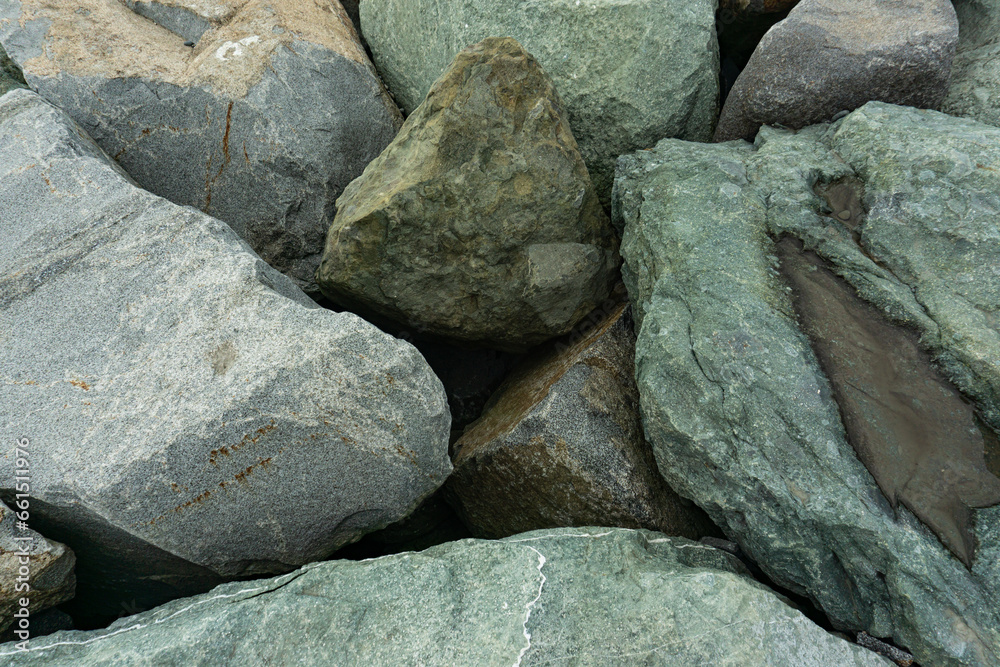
[614,101,1000,666]
[943,0,1000,128]
[0,90,451,618]
[0,0,402,296]
[714,0,958,141]
[0,527,889,666]
[358,0,719,203]
[448,299,717,540]
[317,37,618,352]
[0,500,76,633]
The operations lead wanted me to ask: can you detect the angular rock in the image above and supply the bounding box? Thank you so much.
[0,0,402,296]
[0,89,451,620]
[448,297,717,540]
[317,37,618,352]
[122,0,248,43]
[358,0,719,202]
[942,0,1000,128]
[0,42,23,96]
[614,101,1000,666]
[0,527,889,666]
[714,0,958,142]
[0,499,76,634]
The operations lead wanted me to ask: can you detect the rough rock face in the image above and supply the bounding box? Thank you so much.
[714,0,958,141]
[943,0,1000,128]
[317,37,618,352]
[614,102,1000,666]
[0,0,402,296]
[0,89,451,619]
[0,528,889,666]
[0,500,76,633]
[358,0,718,202]
[0,42,23,95]
[448,298,717,540]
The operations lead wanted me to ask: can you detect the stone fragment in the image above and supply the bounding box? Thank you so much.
[448,298,717,540]
[943,0,1000,128]
[358,0,719,202]
[0,89,450,620]
[0,499,76,634]
[714,0,958,141]
[614,101,1000,666]
[317,37,618,352]
[0,0,402,296]
[0,528,889,666]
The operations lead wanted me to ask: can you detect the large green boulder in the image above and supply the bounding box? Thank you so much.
[317,37,617,352]
[358,0,719,203]
[0,528,888,665]
[615,101,1000,666]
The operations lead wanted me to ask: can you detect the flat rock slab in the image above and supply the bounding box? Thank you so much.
[615,101,1000,666]
[317,37,617,352]
[0,528,889,666]
[0,0,402,296]
[0,89,451,618]
[358,0,719,203]
[0,499,76,634]
[715,0,958,141]
[448,299,716,540]
[943,0,1000,128]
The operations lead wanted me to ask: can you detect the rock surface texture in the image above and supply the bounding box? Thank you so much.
[0,500,76,633]
[0,0,402,296]
[448,299,716,540]
[0,90,451,618]
[714,0,959,141]
[0,528,889,666]
[358,0,719,202]
[944,0,1000,128]
[614,101,1000,666]
[317,37,618,352]
[0,42,23,95]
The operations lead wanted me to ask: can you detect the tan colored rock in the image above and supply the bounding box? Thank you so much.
[446,297,716,539]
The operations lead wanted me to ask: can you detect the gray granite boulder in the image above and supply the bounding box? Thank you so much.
[0,527,889,666]
[715,0,958,141]
[0,89,451,619]
[317,38,618,352]
[448,298,717,541]
[0,0,401,296]
[614,101,1000,666]
[943,0,1000,128]
[0,499,76,634]
[358,0,718,203]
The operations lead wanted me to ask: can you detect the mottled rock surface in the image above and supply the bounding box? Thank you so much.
[0,0,401,296]
[943,0,1000,128]
[614,101,1000,666]
[0,528,889,666]
[317,37,618,352]
[0,89,451,619]
[448,298,716,540]
[359,0,718,202]
[0,499,76,633]
[715,0,958,141]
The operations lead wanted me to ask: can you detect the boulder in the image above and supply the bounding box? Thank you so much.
[943,0,1000,128]
[448,297,717,540]
[0,89,451,620]
[0,0,402,296]
[358,0,719,203]
[0,499,76,634]
[0,527,890,666]
[615,101,1000,666]
[714,0,958,141]
[316,37,618,352]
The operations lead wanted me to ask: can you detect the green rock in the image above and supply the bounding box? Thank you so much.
[0,528,889,666]
[358,0,719,203]
[614,101,1000,666]
[317,37,618,352]
[943,0,1000,127]
[0,43,25,96]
